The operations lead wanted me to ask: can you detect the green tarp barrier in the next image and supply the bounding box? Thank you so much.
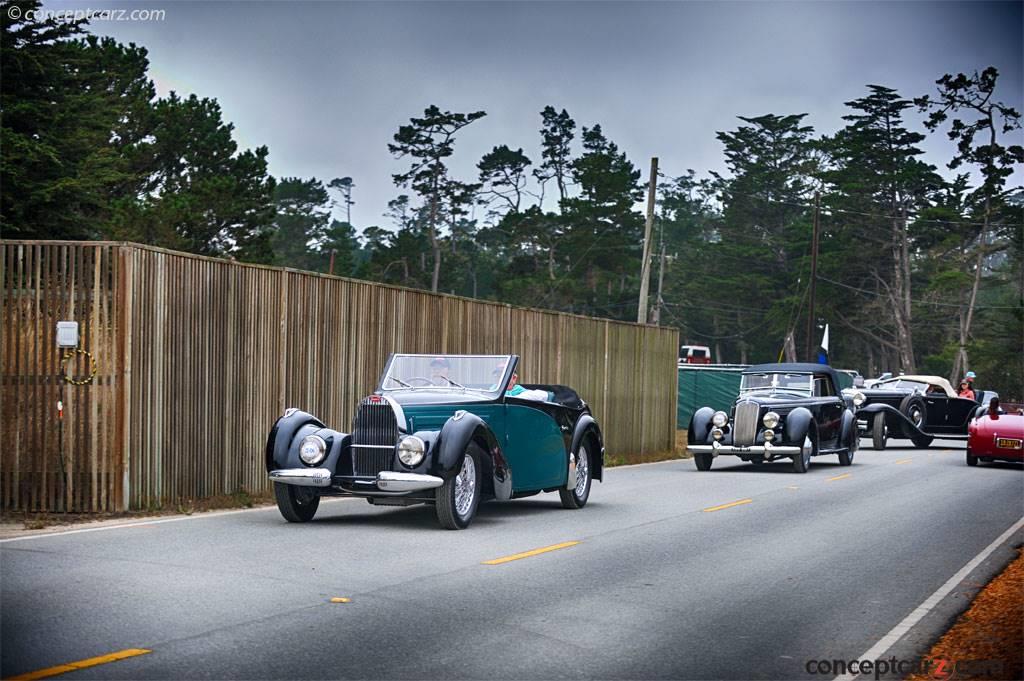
[678,366,745,430]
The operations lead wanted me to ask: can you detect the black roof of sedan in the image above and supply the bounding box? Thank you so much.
[744,362,842,389]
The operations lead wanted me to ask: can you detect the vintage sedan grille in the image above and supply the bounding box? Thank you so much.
[732,400,760,446]
[352,398,398,477]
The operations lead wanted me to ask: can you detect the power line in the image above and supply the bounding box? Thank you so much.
[816,275,1023,310]
[720,189,1023,229]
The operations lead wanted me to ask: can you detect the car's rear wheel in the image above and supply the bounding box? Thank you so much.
[559,443,592,509]
[792,428,816,474]
[872,412,888,450]
[966,448,978,467]
[435,444,482,530]
[694,451,713,471]
[273,482,320,522]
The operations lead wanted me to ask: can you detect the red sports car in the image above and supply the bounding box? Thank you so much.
[966,402,1024,466]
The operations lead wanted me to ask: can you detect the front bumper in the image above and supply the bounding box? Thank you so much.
[689,442,801,457]
[268,468,443,493]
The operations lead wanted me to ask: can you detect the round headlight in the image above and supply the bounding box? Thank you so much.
[712,411,729,428]
[853,391,866,406]
[711,427,724,441]
[763,411,780,429]
[763,429,775,441]
[299,435,326,465]
[397,436,426,467]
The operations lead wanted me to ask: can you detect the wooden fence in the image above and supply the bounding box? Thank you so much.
[1,241,678,512]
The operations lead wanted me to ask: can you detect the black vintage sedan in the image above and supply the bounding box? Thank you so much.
[688,363,859,473]
[264,354,604,530]
[851,375,998,450]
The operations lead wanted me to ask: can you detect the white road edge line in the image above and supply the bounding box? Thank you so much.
[833,515,1024,681]
[0,498,356,544]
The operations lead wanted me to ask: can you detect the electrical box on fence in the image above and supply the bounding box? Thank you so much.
[56,321,79,348]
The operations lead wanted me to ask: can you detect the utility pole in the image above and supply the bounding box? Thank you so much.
[637,157,658,324]
[652,242,667,325]
[805,191,820,360]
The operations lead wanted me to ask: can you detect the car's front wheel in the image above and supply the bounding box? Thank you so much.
[559,443,592,509]
[872,412,888,450]
[694,450,713,471]
[435,444,482,530]
[273,482,320,522]
[792,427,816,473]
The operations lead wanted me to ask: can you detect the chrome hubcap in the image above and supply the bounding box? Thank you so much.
[574,446,589,497]
[802,435,812,462]
[911,408,923,427]
[454,455,476,518]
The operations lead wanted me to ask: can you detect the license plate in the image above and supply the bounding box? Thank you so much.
[996,438,1022,449]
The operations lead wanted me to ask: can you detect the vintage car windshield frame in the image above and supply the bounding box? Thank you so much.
[875,379,929,392]
[740,372,814,395]
[378,353,515,397]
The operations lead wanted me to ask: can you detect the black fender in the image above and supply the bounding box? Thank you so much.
[427,412,512,501]
[784,407,814,445]
[839,409,857,450]
[688,407,715,445]
[858,402,928,438]
[265,408,351,474]
[571,414,604,482]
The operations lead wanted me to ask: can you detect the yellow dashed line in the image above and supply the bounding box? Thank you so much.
[330,597,351,603]
[703,498,753,513]
[483,541,580,565]
[827,473,852,482]
[787,486,800,490]
[6,648,151,681]
[895,458,913,465]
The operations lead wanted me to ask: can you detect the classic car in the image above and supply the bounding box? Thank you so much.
[688,363,859,473]
[264,354,604,529]
[966,399,1024,466]
[852,375,998,450]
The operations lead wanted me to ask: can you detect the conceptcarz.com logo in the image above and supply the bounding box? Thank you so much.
[805,656,1005,680]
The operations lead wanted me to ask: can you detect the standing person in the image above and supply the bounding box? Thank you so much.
[429,357,452,386]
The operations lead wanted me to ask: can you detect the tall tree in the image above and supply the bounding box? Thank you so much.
[264,177,331,270]
[1,1,154,239]
[477,145,531,215]
[535,106,576,206]
[389,105,486,292]
[820,86,943,372]
[712,114,817,362]
[111,92,275,256]
[915,68,1024,379]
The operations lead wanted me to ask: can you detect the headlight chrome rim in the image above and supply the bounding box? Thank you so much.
[712,411,729,428]
[397,435,426,467]
[763,411,780,429]
[299,435,327,465]
[853,391,866,406]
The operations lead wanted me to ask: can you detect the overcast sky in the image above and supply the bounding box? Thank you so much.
[47,0,1024,229]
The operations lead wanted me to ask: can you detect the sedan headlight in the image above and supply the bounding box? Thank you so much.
[763,411,780,429]
[299,435,327,465]
[852,391,866,407]
[712,411,729,428]
[397,436,426,467]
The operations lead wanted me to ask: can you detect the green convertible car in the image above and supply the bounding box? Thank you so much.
[265,354,605,529]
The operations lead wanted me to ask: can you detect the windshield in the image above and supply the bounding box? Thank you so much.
[380,354,512,395]
[876,379,928,392]
[740,372,813,395]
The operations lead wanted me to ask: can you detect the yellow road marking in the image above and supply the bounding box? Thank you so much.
[330,597,351,603]
[483,541,580,565]
[703,498,753,513]
[787,486,800,490]
[895,458,913,465]
[6,648,151,681]
[827,473,852,482]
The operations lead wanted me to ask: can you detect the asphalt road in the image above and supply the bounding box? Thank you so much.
[2,438,1022,681]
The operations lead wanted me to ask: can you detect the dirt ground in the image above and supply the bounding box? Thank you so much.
[906,548,1024,681]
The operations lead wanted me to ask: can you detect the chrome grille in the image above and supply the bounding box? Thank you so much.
[733,401,760,446]
[352,398,398,476]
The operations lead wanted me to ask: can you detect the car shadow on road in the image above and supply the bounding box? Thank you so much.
[310,495,595,529]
